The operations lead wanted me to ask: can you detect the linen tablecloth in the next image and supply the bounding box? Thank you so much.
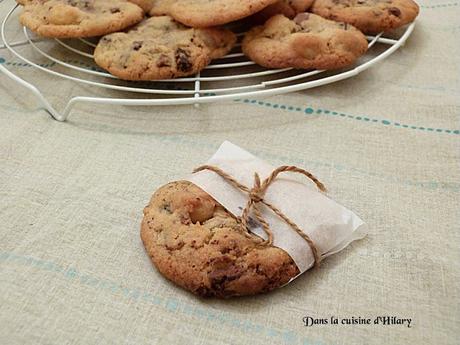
[0,1,458,344]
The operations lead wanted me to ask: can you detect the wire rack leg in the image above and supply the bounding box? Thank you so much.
[193,72,201,108]
[0,62,66,121]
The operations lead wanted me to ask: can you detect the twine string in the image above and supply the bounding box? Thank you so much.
[192,165,326,267]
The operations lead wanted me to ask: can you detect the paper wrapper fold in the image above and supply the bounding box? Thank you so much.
[187,141,367,274]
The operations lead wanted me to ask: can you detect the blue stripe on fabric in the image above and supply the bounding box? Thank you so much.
[234,99,460,136]
[0,251,324,345]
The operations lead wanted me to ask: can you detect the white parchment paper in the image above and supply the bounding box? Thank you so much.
[187,141,367,273]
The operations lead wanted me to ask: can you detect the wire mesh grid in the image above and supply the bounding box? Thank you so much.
[0,1,415,121]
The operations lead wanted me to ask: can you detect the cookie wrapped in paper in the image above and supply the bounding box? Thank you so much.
[141,141,367,297]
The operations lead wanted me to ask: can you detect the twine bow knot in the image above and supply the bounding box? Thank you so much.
[248,173,264,203]
[193,165,326,267]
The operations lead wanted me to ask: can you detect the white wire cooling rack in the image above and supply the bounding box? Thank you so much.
[0,1,415,121]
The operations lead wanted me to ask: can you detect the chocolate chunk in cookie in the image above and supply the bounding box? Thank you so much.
[141,181,299,297]
[94,16,236,80]
[242,13,368,70]
[311,0,419,34]
[20,0,144,38]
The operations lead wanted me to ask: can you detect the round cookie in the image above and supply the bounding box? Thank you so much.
[242,13,368,70]
[94,16,236,80]
[255,0,315,22]
[149,0,280,27]
[141,181,299,298]
[20,0,144,38]
[311,0,419,34]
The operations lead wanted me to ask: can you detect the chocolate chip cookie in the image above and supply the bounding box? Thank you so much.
[141,181,299,298]
[255,0,315,22]
[149,0,280,27]
[242,13,368,70]
[20,0,144,38]
[94,16,236,80]
[311,0,419,34]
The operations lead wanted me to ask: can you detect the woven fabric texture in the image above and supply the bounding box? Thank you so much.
[0,1,459,344]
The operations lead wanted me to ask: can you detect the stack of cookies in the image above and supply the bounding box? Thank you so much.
[17,0,420,80]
